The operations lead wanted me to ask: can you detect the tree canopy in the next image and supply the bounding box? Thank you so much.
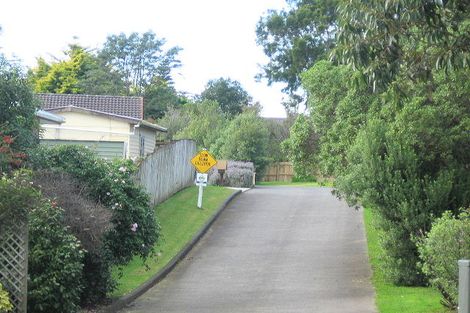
[199,78,252,117]
[256,0,338,103]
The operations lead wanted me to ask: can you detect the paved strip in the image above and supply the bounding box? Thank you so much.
[121,187,377,313]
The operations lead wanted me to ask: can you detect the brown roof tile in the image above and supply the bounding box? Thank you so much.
[36,93,144,120]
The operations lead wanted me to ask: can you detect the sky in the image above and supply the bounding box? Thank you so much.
[0,0,288,117]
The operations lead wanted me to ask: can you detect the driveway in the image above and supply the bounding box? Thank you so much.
[120,186,376,313]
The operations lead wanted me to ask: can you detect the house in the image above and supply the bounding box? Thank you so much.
[36,93,167,159]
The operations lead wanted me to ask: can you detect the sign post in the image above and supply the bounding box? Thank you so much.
[191,150,217,209]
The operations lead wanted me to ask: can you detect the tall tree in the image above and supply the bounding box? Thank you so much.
[199,77,252,117]
[334,0,470,91]
[99,31,181,96]
[256,0,338,104]
[29,45,125,95]
[144,77,186,120]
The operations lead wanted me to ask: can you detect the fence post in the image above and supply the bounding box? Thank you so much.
[459,260,470,313]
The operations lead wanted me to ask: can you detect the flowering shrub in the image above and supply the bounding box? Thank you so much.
[28,145,160,302]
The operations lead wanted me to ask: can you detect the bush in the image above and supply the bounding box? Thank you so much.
[28,145,160,302]
[28,198,84,313]
[0,283,12,313]
[223,161,254,188]
[418,210,470,308]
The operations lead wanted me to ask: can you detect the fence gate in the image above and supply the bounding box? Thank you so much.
[0,219,28,313]
[262,162,294,182]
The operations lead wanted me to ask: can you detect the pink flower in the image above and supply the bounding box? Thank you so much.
[131,223,138,232]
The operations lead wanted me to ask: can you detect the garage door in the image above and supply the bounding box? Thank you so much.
[41,140,125,159]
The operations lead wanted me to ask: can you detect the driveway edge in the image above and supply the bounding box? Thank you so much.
[102,189,242,313]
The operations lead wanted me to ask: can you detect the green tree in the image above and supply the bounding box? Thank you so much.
[144,77,186,120]
[175,100,228,149]
[212,111,269,172]
[0,54,39,155]
[265,116,295,162]
[29,45,125,95]
[199,78,252,117]
[334,0,470,90]
[281,114,317,180]
[335,69,470,285]
[256,0,338,104]
[99,31,181,95]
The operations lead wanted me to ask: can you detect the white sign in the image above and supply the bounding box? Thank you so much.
[196,173,208,184]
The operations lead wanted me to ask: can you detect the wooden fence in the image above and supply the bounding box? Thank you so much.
[135,140,196,205]
[0,219,28,313]
[261,162,293,182]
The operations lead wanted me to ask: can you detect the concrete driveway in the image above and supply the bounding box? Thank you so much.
[120,186,376,313]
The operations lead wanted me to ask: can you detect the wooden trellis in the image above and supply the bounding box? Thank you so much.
[0,218,28,313]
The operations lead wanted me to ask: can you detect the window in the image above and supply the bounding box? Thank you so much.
[139,135,145,157]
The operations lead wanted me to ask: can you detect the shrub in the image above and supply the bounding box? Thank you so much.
[418,210,470,308]
[28,145,160,301]
[28,198,84,313]
[223,161,254,188]
[0,283,12,313]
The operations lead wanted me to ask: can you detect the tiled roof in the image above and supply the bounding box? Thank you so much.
[36,93,144,120]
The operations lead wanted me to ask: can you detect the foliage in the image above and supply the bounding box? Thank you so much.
[281,114,317,181]
[364,208,449,313]
[28,145,160,301]
[174,100,228,149]
[256,0,338,100]
[0,170,38,230]
[156,106,192,140]
[28,198,85,313]
[144,78,186,120]
[100,31,181,96]
[29,45,125,95]
[212,111,269,172]
[334,0,470,90]
[199,78,252,117]
[0,54,39,156]
[301,61,377,176]
[0,283,12,313]
[418,210,470,308]
[0,132,27,174]
[335,73,470,284]
[264,116,295,162]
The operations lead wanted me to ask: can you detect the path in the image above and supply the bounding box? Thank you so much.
[121,186,376,313]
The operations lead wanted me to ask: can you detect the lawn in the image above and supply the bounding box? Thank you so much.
[112,185,236,297]
[363,207,453,313]
[256,180,333,187]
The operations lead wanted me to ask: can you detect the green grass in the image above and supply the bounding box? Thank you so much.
[112,186,236,297]
[256,180,333,187]
[363,208,453,313]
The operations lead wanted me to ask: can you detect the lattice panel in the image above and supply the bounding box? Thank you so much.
[0,218,28,313]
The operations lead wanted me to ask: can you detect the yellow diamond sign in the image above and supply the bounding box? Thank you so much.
[191,150,217,173]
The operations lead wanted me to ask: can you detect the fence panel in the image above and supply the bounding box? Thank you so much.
[0,219,28,313]
[262,162,293,182]
[135,140,197,205]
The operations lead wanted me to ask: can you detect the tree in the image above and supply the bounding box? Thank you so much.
[334,0,470,91]
[29,45,125,95]
[0,54,39,155]
[281,114,318,180]
[174,100,228,149]
[256,0,338,103]
[199,78,252,117]
[265,116,295,162]
[212,111,270,172]
[144,77,186,120]
[99,31,181,96]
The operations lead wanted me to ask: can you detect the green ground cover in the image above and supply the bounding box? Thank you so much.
[112,186,236,297]
[363,208,453,313]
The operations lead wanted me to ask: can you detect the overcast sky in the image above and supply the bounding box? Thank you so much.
[0,0,288,117]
